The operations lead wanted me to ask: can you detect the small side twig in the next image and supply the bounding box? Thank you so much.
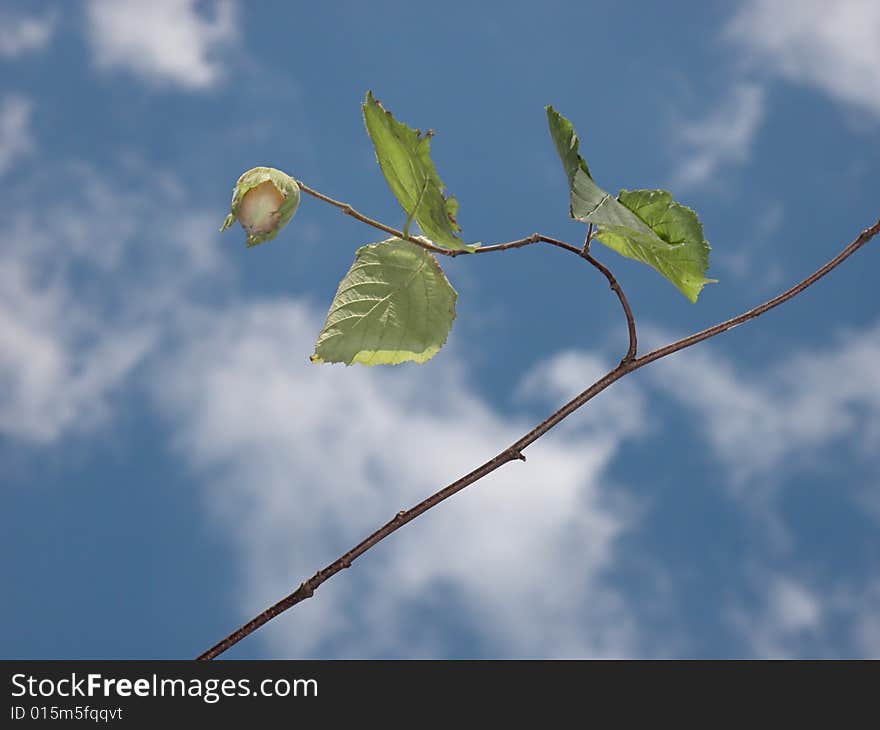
[582,223,594,254]
[296,180,455,257]
[296,180,637,361]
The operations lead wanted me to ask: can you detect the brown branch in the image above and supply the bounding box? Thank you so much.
[298,179,576,259]
[480,231,637,362]
[296,180,637,361]
[296,180,456,257]
[299,181,579,260]
[197,206,880,660]
[582,249,638,363]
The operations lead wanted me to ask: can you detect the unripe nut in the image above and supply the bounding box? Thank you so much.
[220,166,301,247]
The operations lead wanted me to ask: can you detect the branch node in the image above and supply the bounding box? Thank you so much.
[507,448,526,462]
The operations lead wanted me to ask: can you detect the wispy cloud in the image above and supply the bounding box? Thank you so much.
[713,201,785,288]
[728,573,822,657]
[517,350,646,442]
[529,320,880,495]
[671,82,765,189]
[0,254,155,444]
[643,322,880,490]
[532,338,880,656]
[85,0,238,90]
[726,0,880,119]
[852,580,880,656]
[152,302,653,658]
[0,95,33,176]
[154,307,880,658]
[670,0,880,192]
[0,159,228,444]
[0,8,57,58]
[728,571,880,658]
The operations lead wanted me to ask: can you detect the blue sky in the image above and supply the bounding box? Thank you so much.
[1,0,879,659]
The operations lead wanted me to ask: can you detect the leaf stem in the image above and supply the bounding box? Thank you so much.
[403,176,429,240]
[196,215,880,660]
[583,223,594,254]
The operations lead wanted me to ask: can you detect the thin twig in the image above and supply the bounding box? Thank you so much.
[525,233,638,362]
[296,180,636,360]
[298,181,573,259]
[296,180,456,257]
[581,250,638,363]
[583,223,594,254]
[197,203,880,660]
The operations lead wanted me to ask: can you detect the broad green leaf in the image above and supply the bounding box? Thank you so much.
[311,238,457,366]
[545,106,714,302]
[362,91,477,253]
[597,190,715,303]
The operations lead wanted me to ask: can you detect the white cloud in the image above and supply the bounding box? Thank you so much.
[0,95,33,176]
[727,0,880,119]
[671,0,880,192]
[729,574,822,657]
[509,321,880,500]
[642,322,880,488]
[851,580,880,657]
[153,302,652,658]
[85,0,237,89]
[521,323,880,570]
[672,82,765,188]
[517,350,647,443]
[0,9,57,58]
[0,255,156,444]
[768,579,821,633]
[494,325,880,657]
[0,160,228,444]
[730,572,880,658]
[713,202,785,288]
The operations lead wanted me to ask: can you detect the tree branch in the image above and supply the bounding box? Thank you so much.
[296,180,637,360]
[582,249,637,363]
[296,180,457,256]
[298,180,581,260]
[196,207,880,661]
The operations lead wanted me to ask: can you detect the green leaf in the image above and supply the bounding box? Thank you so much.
[311,238,457,366]
[597,190,715,303]
[545,107,649,232]
[362,91,476,253]
[545,106,714,302]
